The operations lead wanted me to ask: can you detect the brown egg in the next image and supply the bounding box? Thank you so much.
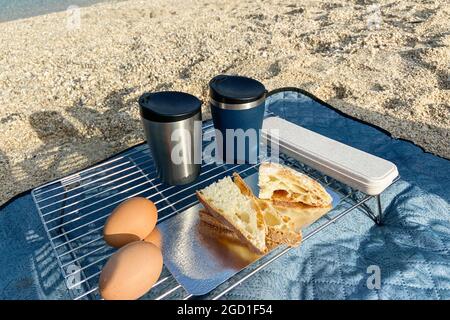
[144,227,162,248]
[99,241,163,300]
[103,197,158,248]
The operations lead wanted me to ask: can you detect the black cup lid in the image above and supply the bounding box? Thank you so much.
[209,75,266,104]
[139,91,202,122]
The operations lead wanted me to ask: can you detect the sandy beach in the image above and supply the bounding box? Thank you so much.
[0,0,449,205]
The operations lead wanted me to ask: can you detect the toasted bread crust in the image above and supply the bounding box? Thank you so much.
[266,226,302,250]
[199,222,239,241]
[199,209,232,231]
[232,172,254,198]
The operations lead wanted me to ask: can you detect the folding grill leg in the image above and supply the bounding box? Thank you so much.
[375,194,383,225]
[357,194,384,225]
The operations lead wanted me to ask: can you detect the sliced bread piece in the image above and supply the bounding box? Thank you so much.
[200,173,302,250]
[196,175,267,254]
[259,162,332,207]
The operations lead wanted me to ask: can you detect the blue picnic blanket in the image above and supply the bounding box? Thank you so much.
[1,89,449,300]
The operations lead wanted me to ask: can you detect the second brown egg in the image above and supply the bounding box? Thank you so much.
[144,227,162,248]
[103,197,158,248]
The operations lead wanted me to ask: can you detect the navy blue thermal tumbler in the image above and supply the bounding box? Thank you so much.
[209,75,266,164]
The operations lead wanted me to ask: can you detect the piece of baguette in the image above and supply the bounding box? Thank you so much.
[200,204,302,251]
[258,162,332,207]
[196,175,267,254]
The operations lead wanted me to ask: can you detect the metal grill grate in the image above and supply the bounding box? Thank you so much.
[31,120,395,300]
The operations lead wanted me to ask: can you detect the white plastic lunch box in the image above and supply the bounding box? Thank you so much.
[261,117,399,195]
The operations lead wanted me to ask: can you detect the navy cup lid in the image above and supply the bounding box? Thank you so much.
[209,75,266,104]
[139,91,202,122]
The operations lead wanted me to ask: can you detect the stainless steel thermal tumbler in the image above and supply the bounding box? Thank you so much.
[209,75,266,164]
[139,91,202,185]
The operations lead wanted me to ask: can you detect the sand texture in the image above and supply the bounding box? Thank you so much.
[0,0,449,205]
